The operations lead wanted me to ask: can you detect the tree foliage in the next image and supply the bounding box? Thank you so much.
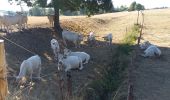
[128,1,145,11]
[115,5,128,12]
[100,0,114,12]
[128,1,136,11]
[12,0,114,16]
[135,3,145,11]
[12,0,114,35]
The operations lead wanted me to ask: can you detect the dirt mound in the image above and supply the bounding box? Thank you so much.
[1,26,116,100]
[61,18,108,35]
[4,28,58,60]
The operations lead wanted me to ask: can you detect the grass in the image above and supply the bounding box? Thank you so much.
[5,8,170,100]
[82,24,140,100]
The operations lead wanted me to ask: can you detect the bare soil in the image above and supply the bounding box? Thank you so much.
[133,9,170,100]
[0,11,135,100]
[1,8,170,100]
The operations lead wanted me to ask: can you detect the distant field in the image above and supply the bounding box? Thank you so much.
[27,9,170,45]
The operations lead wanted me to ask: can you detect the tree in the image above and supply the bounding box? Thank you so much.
[128,1,136,11]
[135,3,145,11]
[29,6,42,16]
[10,0,114,36]
[83,0,99,17]
[135,3,145,24]
[47,8,54,15]
[115,5,128,12]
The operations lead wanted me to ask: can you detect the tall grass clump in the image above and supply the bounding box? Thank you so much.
[83,24,140,100]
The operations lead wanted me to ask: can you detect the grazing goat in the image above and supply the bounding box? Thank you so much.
[62,30,83,48]
[102,33,112,45]
[141,45,161,57]
[64,48,90,64]
[87,31,96,46]
[58,54,83,72]
[47,15,54,27]
[140,41,151,50]
[88,31,96,41]
[21,15,28,29]
[16,55,41,82]
[50,39,60,59]
[2,13,27,33]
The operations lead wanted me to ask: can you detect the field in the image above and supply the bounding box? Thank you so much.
[0,8,170,100]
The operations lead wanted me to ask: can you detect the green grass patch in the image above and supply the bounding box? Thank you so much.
[83,24,140,100]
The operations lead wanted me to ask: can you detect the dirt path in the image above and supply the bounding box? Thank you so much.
[133,9,170,100]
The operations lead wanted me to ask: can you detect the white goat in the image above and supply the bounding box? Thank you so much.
[50,39,60,59]
[102,33,112,45]
[62,30,83,48]
[2,12,27,33]
[87,31,96,41]
[140,41,151,50]
[21,15,28,29]
[47,15,54,27]
[58,54,83,72]
[141,45,161,57]
[16,55,41,82]
[64,48,90,64]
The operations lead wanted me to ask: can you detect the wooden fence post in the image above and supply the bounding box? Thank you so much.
[137,11,145,45]
[67,71,72,100]
[0,39,8,100]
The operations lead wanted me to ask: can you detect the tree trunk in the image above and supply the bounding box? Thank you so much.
[53,0,63,37]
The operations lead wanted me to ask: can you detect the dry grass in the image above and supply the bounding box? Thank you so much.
[28,11,137,43]
[132,8,170,100]
[142,9,170,47]
[1,8,170,100]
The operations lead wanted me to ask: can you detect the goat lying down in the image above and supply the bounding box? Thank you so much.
[139,41,151,50]
[141,45,161,57]
[102,33,112,45]
[58,54,83,72]
[16,55,41,82]
[64,48,90,64]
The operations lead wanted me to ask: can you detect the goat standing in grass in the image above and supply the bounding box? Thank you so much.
[102,33,112,45]
[47,15,54,27]
[16,55,41,83]
[87,31,96,46]
[62,30,83,48]
[51,39,60,60]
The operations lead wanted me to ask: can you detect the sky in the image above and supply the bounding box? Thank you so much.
[112,0,170,9]
[0,0,170,12]
[0,0,28,12]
